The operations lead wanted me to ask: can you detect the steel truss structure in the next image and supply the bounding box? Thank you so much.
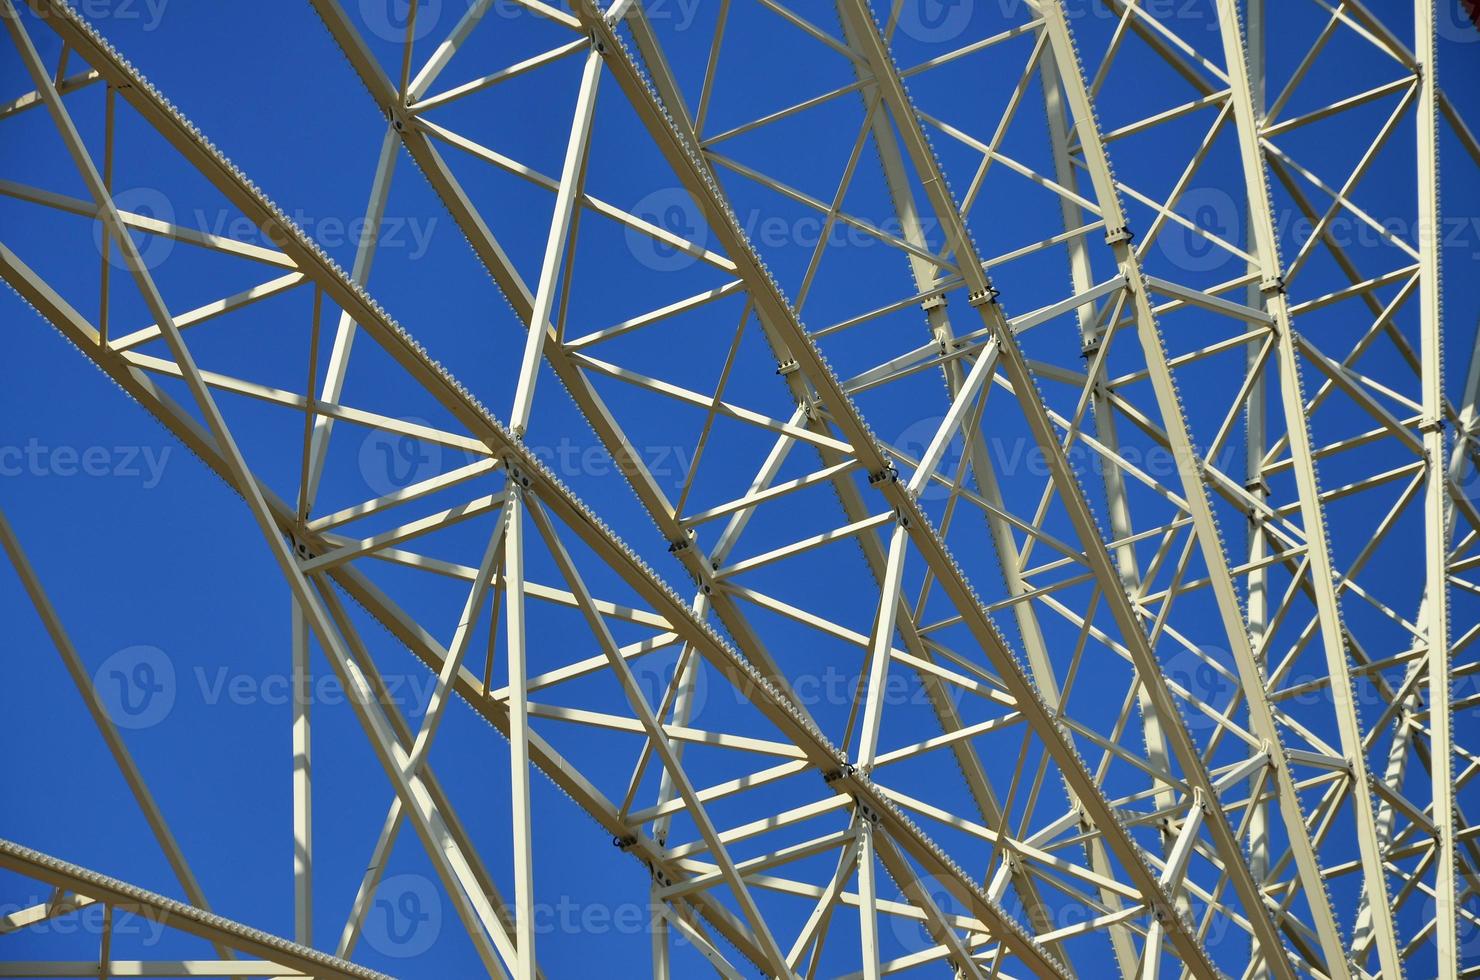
[1,0,1477,976]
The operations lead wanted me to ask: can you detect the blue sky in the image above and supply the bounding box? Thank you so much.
[2,0,1478,976]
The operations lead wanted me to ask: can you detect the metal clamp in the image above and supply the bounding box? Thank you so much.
[867,463,899,486]
[967,285,1001,308]
[823,763,856,784]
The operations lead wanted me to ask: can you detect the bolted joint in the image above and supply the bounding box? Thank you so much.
[288,533,313,562]
[920,293,948,313]
[674,530,715,594]
[683,552,717,597]
[504,461,531,488]
[776,358,800,377]
[795,391,821,423]
[612,834,637,851]
[933,329,952,357]
[822,763,856,784]
[1080,333,1102,359]
[967,284,1001,308]
[868,463,899,486]
[1418,416,1445,435]
[1260,276,1286,296]
[1104,225,1134,246]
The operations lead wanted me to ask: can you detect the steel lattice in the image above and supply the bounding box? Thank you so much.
[1,0,1477,976]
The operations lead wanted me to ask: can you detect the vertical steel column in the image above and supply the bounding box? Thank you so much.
[503,481,537,980]
[856,814,881,980]
[1211,0,1404,973]
[1243,14,1272,964]
[1416,0,1456,974]
[292,599,313,947]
